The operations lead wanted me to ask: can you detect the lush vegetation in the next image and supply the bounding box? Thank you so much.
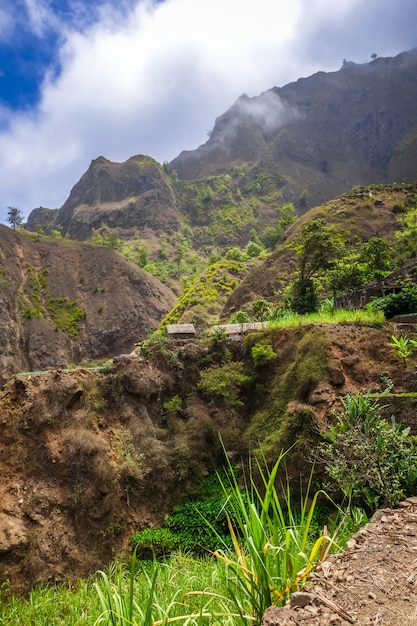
[220,185,417,322]
[5,183,417,624]
[215,186,417,328]
[18,183,417,330]
[174,167,290,248]
[318,392,417,511]
[229,299,385,329]
[0,451,367,626]
[370,283,417,319]
[161,260,247,328]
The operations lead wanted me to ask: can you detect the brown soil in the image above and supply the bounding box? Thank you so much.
[0,224,175,380]
[1,322,416,599]
[262,497,417,625]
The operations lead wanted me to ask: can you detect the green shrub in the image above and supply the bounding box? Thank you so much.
[262,224,283,250]
[251,342,276,367]
[129,528,179,558]
[136,243,149,268]
[166,499,232,552]
[244,241,263,258]
[162,395,183,415]
[197,362,252,407]
[318,392,417,511]
[369,283,417,318]
[225,247,246,261]
[251,298,271,321]
[230,309,250,323]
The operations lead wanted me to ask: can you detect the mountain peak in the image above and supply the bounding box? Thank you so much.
[170,48,417,210]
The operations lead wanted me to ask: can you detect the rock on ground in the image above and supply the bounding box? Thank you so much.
[262,497,417,625]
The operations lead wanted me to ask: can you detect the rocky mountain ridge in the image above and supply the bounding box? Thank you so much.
[27,155,180,241]
[171,49,417,208]
[25,49,417,248]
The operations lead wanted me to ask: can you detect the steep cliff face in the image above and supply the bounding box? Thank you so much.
[52,155,180,240]
[0,225,175,381]
[170,49,417,211]
[388,125,417,182]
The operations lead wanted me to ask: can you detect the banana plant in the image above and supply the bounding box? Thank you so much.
[388,334,417,367]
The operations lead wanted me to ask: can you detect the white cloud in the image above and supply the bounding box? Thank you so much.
[0,7,15,43]
[0,0,416,221]
[23,0,56,36]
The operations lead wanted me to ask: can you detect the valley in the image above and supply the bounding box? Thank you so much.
[1,48,417,624]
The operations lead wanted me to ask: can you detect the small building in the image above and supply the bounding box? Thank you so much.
[334,259,417,310]
[209,322,267,340]
[165,324,196,340]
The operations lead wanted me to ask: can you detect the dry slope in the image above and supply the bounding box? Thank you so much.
[0,225,175,381]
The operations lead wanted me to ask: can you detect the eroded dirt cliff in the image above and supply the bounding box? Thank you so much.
[0,322,414,593]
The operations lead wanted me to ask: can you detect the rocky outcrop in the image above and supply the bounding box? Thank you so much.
[24,207,59,233]
[50,155,180,240]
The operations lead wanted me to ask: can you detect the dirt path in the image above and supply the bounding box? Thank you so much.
[262,497,417,625]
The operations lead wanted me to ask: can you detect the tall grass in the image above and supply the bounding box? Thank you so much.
[0,579,102,625]
[267,307,384,329]
[93,552,252,626]
[0,556,248,626]
[205,451,331,625]
[0,454,353,626]
[93,548,156,625]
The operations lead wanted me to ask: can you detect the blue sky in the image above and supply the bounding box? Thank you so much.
[0,0,416,224]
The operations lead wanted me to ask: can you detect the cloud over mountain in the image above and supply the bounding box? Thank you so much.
[0,0,416,222]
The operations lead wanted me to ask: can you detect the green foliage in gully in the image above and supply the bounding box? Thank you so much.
[197,361,252,408]
[245,326,329,459]
[131,499,233,558]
